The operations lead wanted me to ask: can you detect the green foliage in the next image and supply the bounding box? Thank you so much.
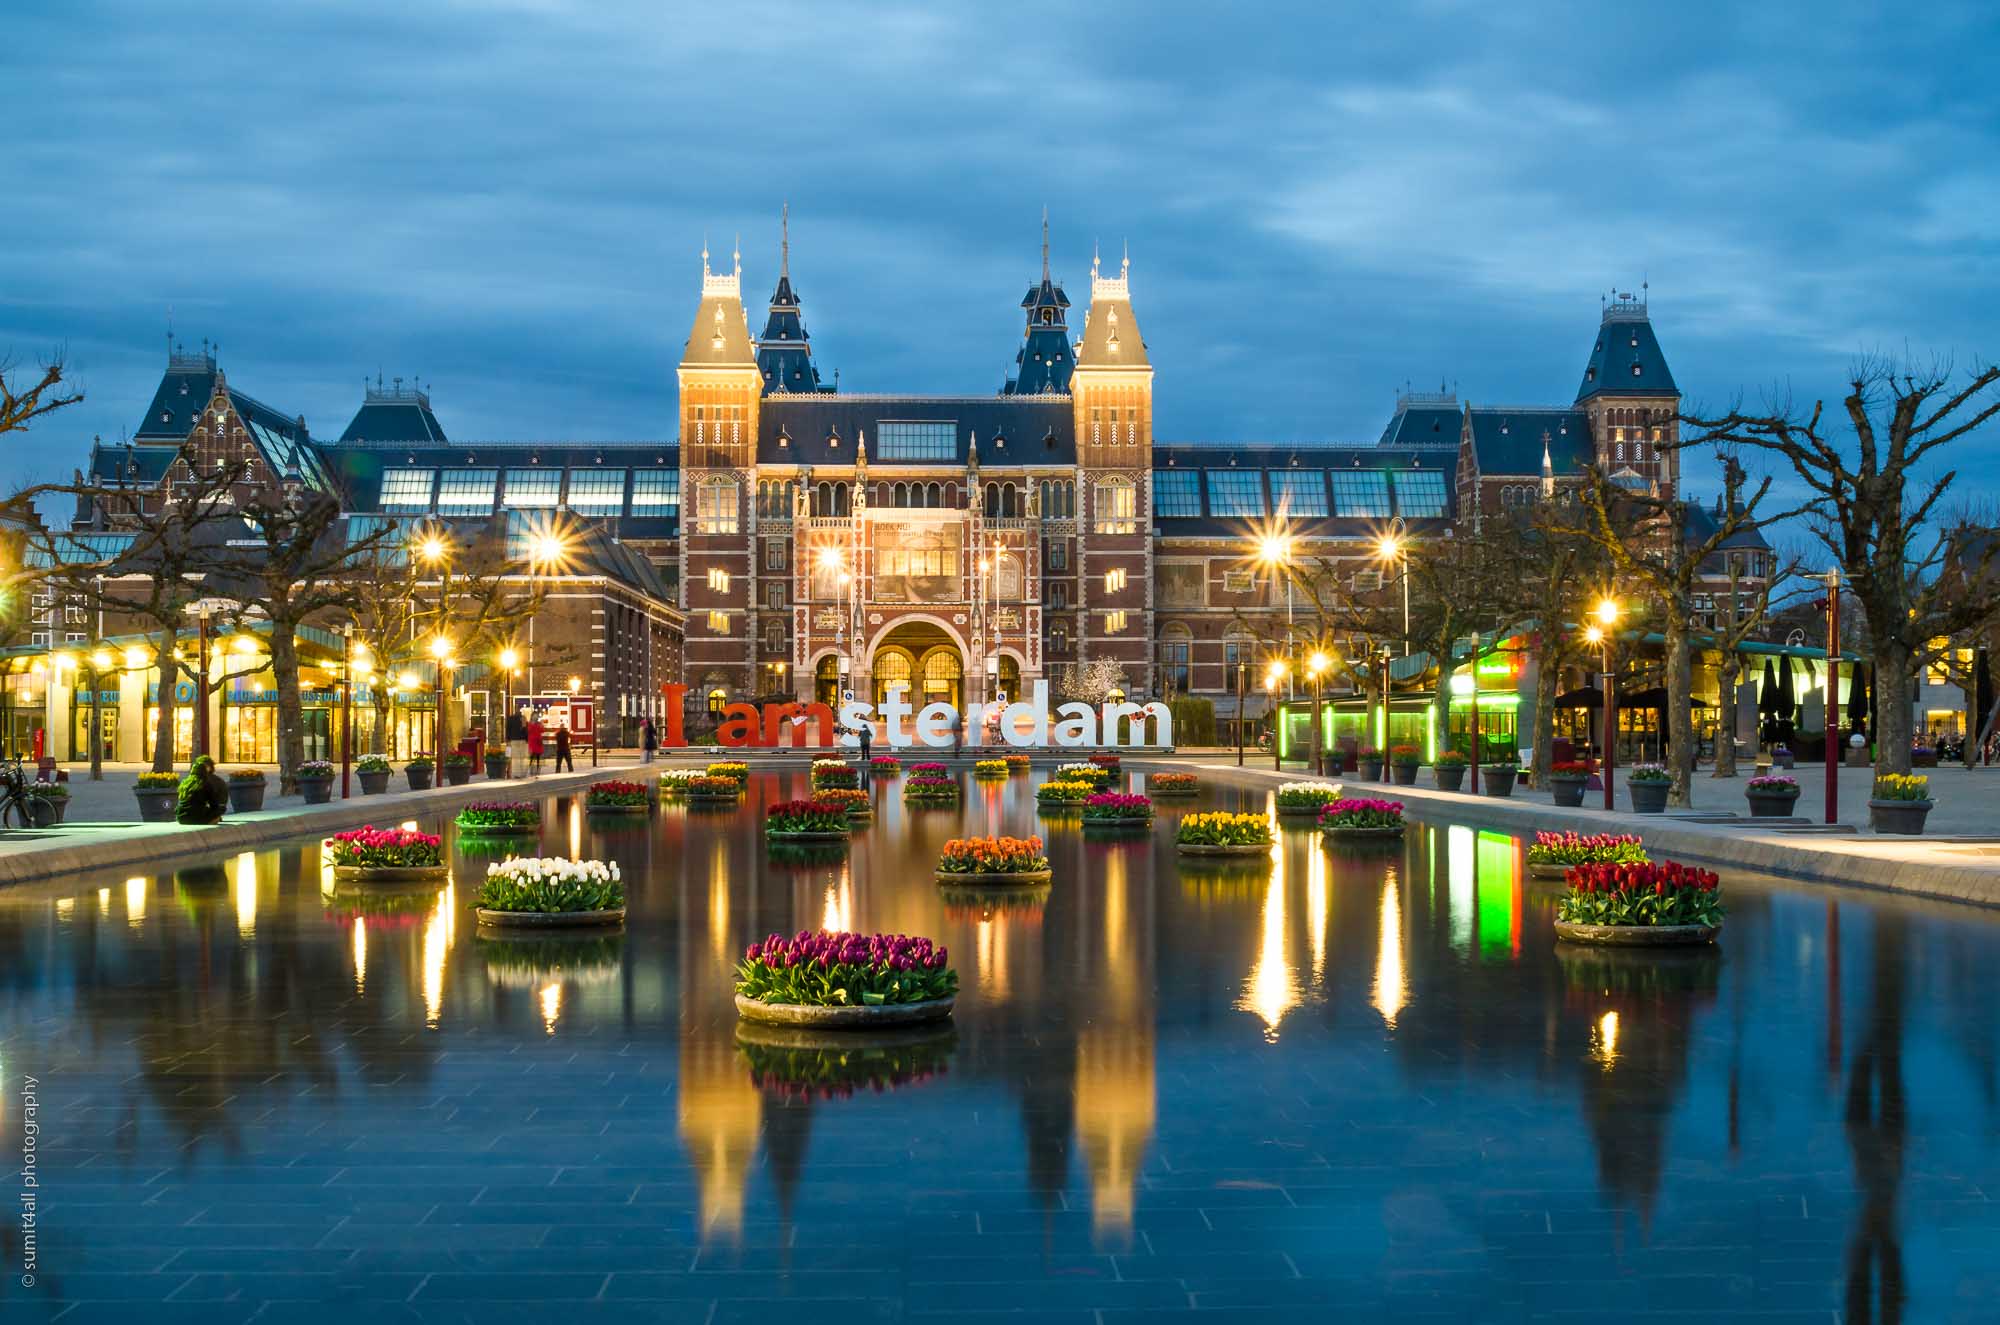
[1176,812,1273,847]
[735,932,957,1008]
[356,755,392,774]
[1168,696,1216,746]
[477,867,624,914]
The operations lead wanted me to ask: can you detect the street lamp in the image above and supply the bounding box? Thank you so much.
[1307,650,1329,776]
[1235,657,1247,767]
[1266,659,1289,770]
[1256,533,1296,698]
[1592,596,1620,810]
[1377,520,1410,650]
[430,635,453,758]
[499,646,520,736]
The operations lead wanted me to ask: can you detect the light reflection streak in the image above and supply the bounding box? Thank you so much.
[1239,869,1298,1040]
[1595,1009,1620,1066]
[97,887,110,917]
[55,897,74,920]
[1306,839,1327,983]
[125,876,147,926]
[568,802,582,861]
[423,884,454,1027]
[351,917,367,992]
[540,981,562,1034]
[1372,875,1406,1028]
[233,852,258,937]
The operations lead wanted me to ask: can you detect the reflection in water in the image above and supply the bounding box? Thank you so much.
[1844,916,1908,1324]
[1240,868,1299,1040]
[422,884,454,1027]
[1306,841,1327,983]
[539,980,561,1034]
[233,851,257,936]
[351,916,367,992]
[1595,1009,1620,1066]
[125,874,147,926]
[1372,875,1406,1028]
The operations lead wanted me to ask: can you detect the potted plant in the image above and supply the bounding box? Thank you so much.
[1175,811,1274,856]
[1089,752,1121,771]
[1081,792,1153,828]
[764,798,853,842]
[1771,744,1795,770]
[902,772,960,804]
[658,769,701,798]
[869,755,901,777]
[355,754,392,795]
[1432,750,1468,792]
[1275,781,1342,817]
[296,759,335,804]
[1525,831,1648,880]
[135,770,181,821]
[811,758,857,789]
[935,834,1051,883]
[1627,763,1670,814]
[1035,778,1092,810]
[475,855,625,928]
[327,825,447,884]
[441,752,473,786]
[684,773,742,804]
[1056,760,1113,789]
[814,786,872,820]
[226,768,268,813]
[484,748,511,780]
[1148,772,1199,796]
[1868,773,1934,835]
[1480,762,1517,797]
[1554,859,1724,946]
[1548,760,1592,807]
[735,931,957,1028]
[1356,746,1384,781]
[405,754,435,791]
[1388,745,1421,786]
[455,801,540,835]
[1318,797,1404,839]
[707,761,750,786]
[26,782,70,824]
[1745,773,1802,818]
[1005,754,1031,773]
[585,779,650,815]
[973,758,1008,780]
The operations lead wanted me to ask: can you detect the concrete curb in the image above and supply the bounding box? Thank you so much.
[0,767,624,889]
[1143,758,2000,910]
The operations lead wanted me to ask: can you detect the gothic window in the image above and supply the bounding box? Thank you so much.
[1158,624,1192,694]
[993,553,1023,600]
[696,477,740,534]
[1093,476,1136,534]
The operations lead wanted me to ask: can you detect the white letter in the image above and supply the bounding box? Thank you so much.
[1053,702,1097,747]
[916,702,955,747]
[836,700,873,748]
[1103,701,1169,748]
[1002,679,1050,747]
[881,694,913,747]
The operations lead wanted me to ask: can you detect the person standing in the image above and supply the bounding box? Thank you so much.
[950,710,963,760]
[554,724,573,773]
[857,719,872,763]
[526,716,545,775]
[505,707,528,777]
[641,717,658,764]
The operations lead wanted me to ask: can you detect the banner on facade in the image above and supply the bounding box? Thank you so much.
[658,680,1171,750]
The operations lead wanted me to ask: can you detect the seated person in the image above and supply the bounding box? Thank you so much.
[175,755,230,826]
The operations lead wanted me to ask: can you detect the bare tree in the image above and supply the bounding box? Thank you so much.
[1,356,83,442]
[1484,511,1595,788]
[1687,359,2000,776]
[1555,454,1791,807]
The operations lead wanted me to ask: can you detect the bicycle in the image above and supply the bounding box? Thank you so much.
[0,757,58,830]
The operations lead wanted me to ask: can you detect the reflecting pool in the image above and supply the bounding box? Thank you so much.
[0,767,1995,1321]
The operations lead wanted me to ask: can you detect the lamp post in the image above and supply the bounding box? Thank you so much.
[1257,534,1296,699]
[1377,521,1410,652]
[1266,660,1288,770]
[1307,650,1329,777]
[1469,629,1482,795]
[1824,568,1840,825]
[191,602,215,758]
[340,626,354,799]
[1235,659,1247,767]
[1591,597,1620,810]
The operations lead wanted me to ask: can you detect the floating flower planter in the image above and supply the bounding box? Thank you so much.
[735,1021,956,1100]
[474,856,625,929]
[1525,831,1647,880]
[934,835,1051,884]
[683,774,742,804]
[812,787,871,819]
[1318,797,1405,838]
[869,756,902,777]
[706,761,750,786]
[764,798,854,843]
[1055,761,1114,788]
[456,801,541,835]
[1005,754,1031,773]
[1175,812,1274,856]
[585,779,650,814]
[1034,779,1093,811]
[902,775,961,805]
[810,759,859,790]
[1080,792,1153,828]
[1148,772,1199,796]
[973,759,1009,779]
[735,931,958,1028]
[327,826,448,884]
[1553,860,1723,946]
[657,769,702,798]
[1275,781,1343,816]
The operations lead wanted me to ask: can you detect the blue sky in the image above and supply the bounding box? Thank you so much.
[4,1,1996,509]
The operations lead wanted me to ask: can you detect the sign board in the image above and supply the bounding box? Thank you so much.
[657,679,1170,750]
[519,693,595,745]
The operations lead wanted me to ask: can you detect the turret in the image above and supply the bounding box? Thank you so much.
[756,205,828,395]
[1004,210,1074,395]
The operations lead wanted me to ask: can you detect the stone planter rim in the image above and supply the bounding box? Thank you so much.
[935,868,1054,885]
[1148,785,1200,796]
[456,820,540,835]
[1081,815,1154,827]
[1177,841,1272,856]
[734,992,955,1028]
[585,802,650,814]
[1276,802,1337,815]
[765,829,852,842]
[1528,862,1572,880]
[1321,824,1405,838]
[476,906,627,929]
[331,863,449,884]
[1554,920,1720,947]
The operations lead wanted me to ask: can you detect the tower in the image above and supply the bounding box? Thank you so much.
[1005,210,1074,395]
[678,239,763,698]
[1577,288,1679,499]
[1072,243,1154,684]
[756,205,826,395]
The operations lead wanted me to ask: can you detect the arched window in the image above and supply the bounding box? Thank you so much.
[1158,623,1192,695]
[697,477,739,533]
[892,482,907,508]
[927,482,942,507]
[1050,622,1070,655]
[993,552,1023,600]
[1001,482,1018,517]
[1092,476,1135,533]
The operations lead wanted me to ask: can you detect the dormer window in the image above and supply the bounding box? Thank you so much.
[1040,308,1055,325]
[1586,368,1596,382]
[1631,363,1643,377]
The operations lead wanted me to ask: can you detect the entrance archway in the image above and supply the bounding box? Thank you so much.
[870,620,964,711]
[814,654,840,706]
[996,653,1021,704]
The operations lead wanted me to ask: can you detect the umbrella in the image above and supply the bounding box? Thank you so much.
[1975,651,1995,756]
[1758,658,1779,745]
[1775,658,1797,748]
[1846,662,1870,740]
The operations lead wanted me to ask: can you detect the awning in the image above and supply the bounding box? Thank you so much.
[1618,686,1715,710]
[1553,687,1604,708]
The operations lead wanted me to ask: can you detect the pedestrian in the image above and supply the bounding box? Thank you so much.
[950,710,963,760]
[505,706,528,776]
[857,719,872,762]
[554,724,574,773]
[641,717,658,764]
[526,716,545,774]
[175,754,229,825]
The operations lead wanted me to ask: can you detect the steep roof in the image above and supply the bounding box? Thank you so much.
[1375,391,1464,448]
[679,249,757,368]
[338,380,448,443]
[1465,406,1593,476]
[133,346,222,441]
[1004,216,1074,395]
[1073,251,1148,370]
[758,396,1073,467]
[756,209,830,395]
[1577,296,1677,401]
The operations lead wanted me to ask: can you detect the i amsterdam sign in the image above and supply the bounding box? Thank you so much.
[658,680,1171,750]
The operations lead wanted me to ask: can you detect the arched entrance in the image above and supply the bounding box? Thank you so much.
[814,654,840,706]
[870,620,964,710]
[995,653,1021,704]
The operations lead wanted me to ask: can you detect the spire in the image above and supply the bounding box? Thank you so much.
[780,202,790,279]
[1006,212,1073,395]
[1041,206,1050,282]
[758,205,824,394]
[1540,431,1555,499]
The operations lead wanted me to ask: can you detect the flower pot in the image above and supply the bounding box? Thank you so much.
[1628,780,1670,814]
[934,868,1054,885]
[34,796,69,825]
[1554,920,1720,947]
[485,755,511,780]
[225,780,266,813]
[1479,766,1517,797]
[443,764,472,786]
[1358,758,1383,782]
[1745,790,1801,818]
[1868,798,1934,835]
[475,906,627,929]
[332,864,449,885]
[1081,816,1153,830]
[734,993,955,1029]
[298,777,333,805]
[357,770,391,795]
[1433,765,1466,792]
[1549,776,1587,807]
[586,802,650,815]
[1390,762,1418,785]
[458,820,539,836]
[765,829,851,843]
[1320,824,1404,839]
[1177,842,1272,856]
[406,768,434,791]
[134,788,178,822]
